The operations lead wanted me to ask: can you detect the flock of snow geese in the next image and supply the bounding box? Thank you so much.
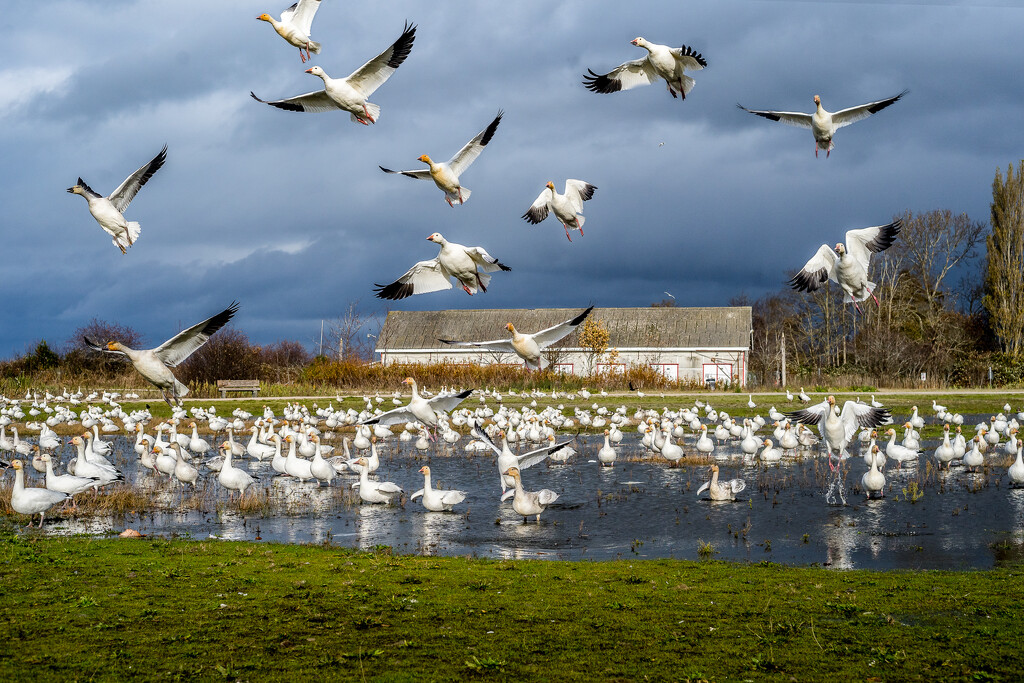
[6,382,1024,529]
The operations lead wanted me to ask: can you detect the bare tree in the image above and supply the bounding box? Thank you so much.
[327,301,374,361]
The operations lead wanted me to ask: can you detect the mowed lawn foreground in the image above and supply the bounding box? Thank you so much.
[2,536,1023,681]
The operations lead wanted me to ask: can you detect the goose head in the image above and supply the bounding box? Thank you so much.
[630,37,647,48]
[834,243,846,256]
[419,465,431,475]
[426,232,444,244]
[813,94,822,108]
[257,13,273,22]
[505,323,517,334]
[418,154,434,166]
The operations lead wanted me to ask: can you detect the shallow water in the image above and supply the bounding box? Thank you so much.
[16,431,1024,569]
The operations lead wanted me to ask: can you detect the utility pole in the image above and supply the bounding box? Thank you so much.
[780,331,787,387]
[319,320,324,357]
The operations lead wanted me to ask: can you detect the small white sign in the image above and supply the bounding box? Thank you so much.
[920,372,927,381]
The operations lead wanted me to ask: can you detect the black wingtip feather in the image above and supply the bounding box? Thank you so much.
[479,110,503,147]
[200,302,240,338]
[788,268,827,293]
[679,44,708,68]
[494,260,512,272]
[579,183,597,201]
[569,306,595,327]
[582,69,620,94]
[251,91,304,112]
[386,21,417,69]
[865,219,902,254]
[373,281,413,300]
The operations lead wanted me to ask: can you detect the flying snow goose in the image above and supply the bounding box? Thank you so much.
[504,467,558,522]
[83,302,239,407]
[372,232,510,300]
[66,145,167,254]
[410,465,467,512]
[737,91,907,157]
[584,38,706,99]
[786,396,890,465]
[251,22,416,125]
[358,378,471,438]
[522,180,597,241]
[789,219,902,313]
[439,306,593,371]
[379,111,502,206]
[9,460,69,528]
[257,0,322,62]
[695,464,746,501]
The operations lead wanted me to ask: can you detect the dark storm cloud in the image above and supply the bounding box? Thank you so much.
[2,0,1022,355]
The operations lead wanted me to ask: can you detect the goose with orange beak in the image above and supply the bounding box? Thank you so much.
[358,378,471,440]
[257,0,322,63]
[522,180,597,242]
[379,111,502,206]
[373,233,510,300]
[439,306,593,371]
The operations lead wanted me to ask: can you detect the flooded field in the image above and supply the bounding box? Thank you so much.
[16,429,1024,570]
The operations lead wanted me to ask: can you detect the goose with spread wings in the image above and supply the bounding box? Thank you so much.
[440,306,593,371]
[358,377,471,439]
[66,145,167,254]
[522,180,596,241]
[786,396,891,464]
[737,91,907,157]
[789,219,901,313]
[257,0,323,62]
[84,302,239,407]
[472,426,574,501]
[583,38,706,100]
[379,111,502,206]
[251,22,415,125]
[373,232,510,300]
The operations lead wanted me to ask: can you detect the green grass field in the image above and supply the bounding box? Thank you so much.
[2,535,1023,681]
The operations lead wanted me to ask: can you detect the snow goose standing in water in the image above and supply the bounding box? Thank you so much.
[10,460,68,528]
[373,233,510,300]
[252,22,415,125]
[696,464,745,501]
[861,446,886,498]
[217,442,256,499]
[789,220,902,313]
[439,306,593,371]
[584,38,707,100]
[83,302,238,407]
[353,458,402,504]
[410,466,467,512]
[66,145,167,254]
[738,91,907,157]
[257,0,322,62]
[522,181,597,241]
[504,467,558,522]
[379,111,502,206]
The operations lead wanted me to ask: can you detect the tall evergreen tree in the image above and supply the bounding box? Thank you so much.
[984,162,1024,355]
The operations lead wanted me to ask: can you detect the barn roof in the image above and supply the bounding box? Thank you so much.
[377,307,751,350]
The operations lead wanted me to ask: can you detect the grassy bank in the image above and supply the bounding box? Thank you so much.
[2,536,1022,681]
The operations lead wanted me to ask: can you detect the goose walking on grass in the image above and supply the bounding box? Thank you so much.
[373,233,510,300]
[84,302,238,407]
[439,306,593,371]
[584,38,706,100]
[352,458,402,504]
[696,464,745,501]
[251,22,416,125]
[9,460,68,528]
[738,91,907,157]
[67,146,167,254]
[522,180,597,241]
[789,220,902,314]
[410,466,467,512]
[379,111,502,206]
[257,0,322,62]
[358,378,471,439]
[504,467,558,522]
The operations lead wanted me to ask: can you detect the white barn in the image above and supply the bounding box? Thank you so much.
[374,306,752,386]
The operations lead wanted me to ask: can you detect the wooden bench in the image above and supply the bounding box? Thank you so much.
[217,379,260,398]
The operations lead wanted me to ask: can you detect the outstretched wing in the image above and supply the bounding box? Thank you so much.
[785,400,833,435]
[83,336,127,357]
[372,258,451,300]
[522,188,551,224]
[583,58,657,93]
[359,405,417,426]
[695,480,711,496]
[108,145,167,213]
[531,306,594,348]
[470,426,502,456]
[281,0,319,35]
[839,401,891,443]
[447,111,503,177]
[737,104,813,130]
[516,438,574,470]
[439,338,517,353]
[464,247,511,273]
[727,479,747,495]
[346,22,416,97]
[378,165,432,180]
[789,245,837,293]
[845,219,902,273]
[670,44,707,71]
[250,90,339,113]
[153,301,239,367]
[832,90,908,129]
[563,180,596,213]
[426,389,473,414]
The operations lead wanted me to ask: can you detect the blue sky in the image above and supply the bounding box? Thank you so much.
[1,0,1021,356]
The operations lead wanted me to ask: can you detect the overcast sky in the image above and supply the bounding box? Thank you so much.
[1,0,1021,356]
